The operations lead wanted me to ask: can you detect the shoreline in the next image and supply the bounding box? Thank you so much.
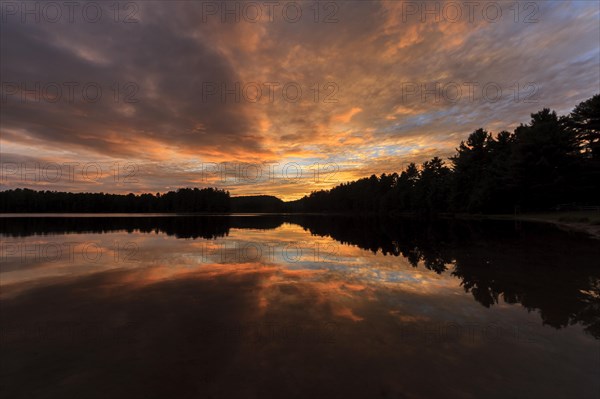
[478,212,600,239]
[2,210,599,239]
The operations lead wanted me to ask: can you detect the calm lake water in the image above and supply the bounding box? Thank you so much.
[1,215,599,399]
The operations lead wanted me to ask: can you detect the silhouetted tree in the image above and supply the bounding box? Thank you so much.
[569,94,600,159]
[511,109,580,209]
[415,157,450,213]
[450,128,491,211]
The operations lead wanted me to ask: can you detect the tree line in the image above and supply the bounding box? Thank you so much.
[292,94,600,214]
[0,187,230,213]
[1,94,598,214]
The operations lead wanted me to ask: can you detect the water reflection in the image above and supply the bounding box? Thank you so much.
[1,215,599,398]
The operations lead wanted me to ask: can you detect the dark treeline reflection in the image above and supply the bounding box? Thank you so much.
[0,215,287,239]
[2,215,599,339]
[293,215,600,339]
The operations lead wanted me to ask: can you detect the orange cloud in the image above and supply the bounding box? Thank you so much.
[332,107,363,124]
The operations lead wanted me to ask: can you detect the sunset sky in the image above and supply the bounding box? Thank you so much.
[1,0,599,200]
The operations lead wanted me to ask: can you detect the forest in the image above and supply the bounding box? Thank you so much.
[292,94,600,214]
[0,187,230,213]
[1,94,598,214]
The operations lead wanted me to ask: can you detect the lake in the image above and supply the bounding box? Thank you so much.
[1,215,599,398]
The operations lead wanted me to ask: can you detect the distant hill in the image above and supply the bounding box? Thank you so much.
[230,195,285,213]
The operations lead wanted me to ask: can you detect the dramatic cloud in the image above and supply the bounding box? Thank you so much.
[1,1,598,199]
